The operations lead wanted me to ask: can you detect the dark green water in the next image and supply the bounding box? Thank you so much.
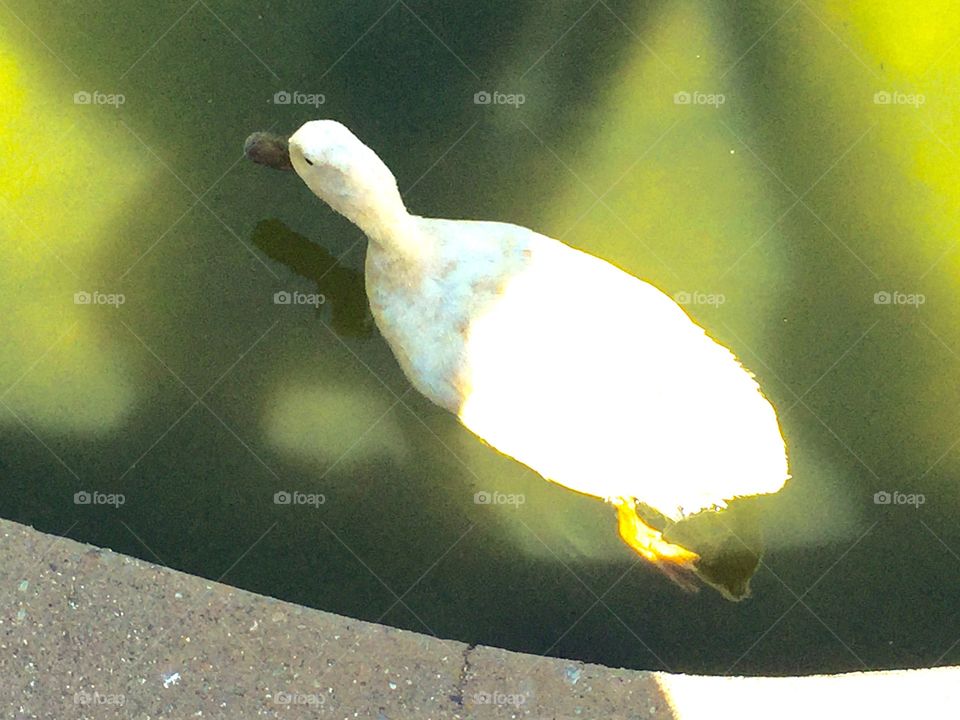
[2,1,958,676]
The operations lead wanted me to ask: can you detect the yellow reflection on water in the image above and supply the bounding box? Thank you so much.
[539,1,788,299]
[264,382,408,467]
[832,1,959,75]
[0,42,147,434]
[830,1,960,265]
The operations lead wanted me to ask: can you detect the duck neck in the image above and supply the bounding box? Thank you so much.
[348,191,423,261]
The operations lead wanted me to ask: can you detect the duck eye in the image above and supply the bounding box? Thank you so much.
[304,156,314,166]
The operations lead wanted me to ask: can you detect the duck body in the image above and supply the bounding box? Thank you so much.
[364,218,533,413]
[367,216,787,520]
[285,120,789,599]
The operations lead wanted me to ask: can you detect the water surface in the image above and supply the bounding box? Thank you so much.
[2,0,959,675]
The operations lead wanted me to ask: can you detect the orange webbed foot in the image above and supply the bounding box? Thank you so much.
[613,497,701,593]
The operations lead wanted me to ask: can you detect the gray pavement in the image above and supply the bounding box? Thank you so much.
[1,519,955,719]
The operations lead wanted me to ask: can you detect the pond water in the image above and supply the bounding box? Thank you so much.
[2,0,959,676]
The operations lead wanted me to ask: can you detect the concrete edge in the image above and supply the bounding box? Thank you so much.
[1,519,955,719]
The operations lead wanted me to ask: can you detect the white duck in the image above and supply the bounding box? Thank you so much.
[284,120,789,600]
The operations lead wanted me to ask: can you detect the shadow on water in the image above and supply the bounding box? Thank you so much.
[250,218,374,337]
[2,0,958,677]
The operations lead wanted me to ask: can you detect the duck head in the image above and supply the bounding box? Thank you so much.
[288,120,411,247]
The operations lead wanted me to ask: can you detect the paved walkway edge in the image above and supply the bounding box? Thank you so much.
[1,519,955,719]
